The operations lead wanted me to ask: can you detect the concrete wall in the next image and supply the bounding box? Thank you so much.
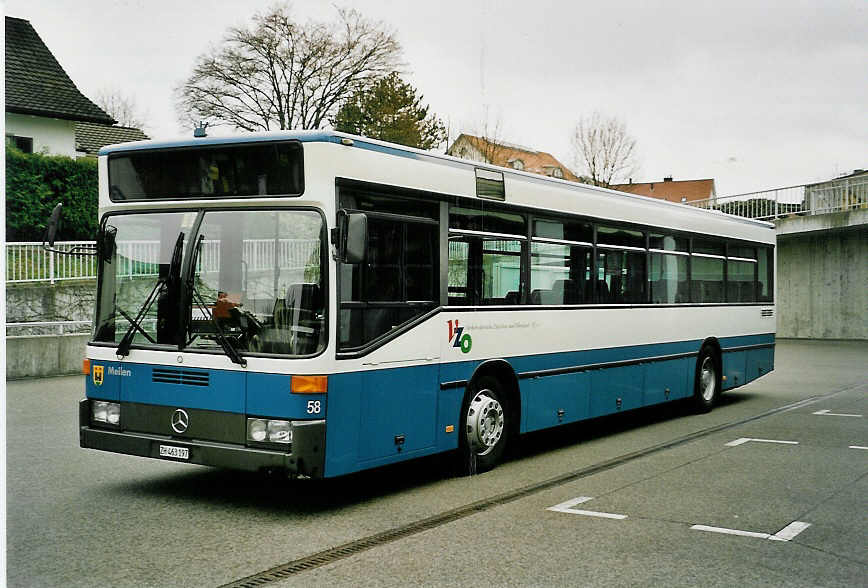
[776,214,867,339]
[6,334,90,379]
[6,281,95,378]
[6,280,96,324]
[5,113,77,157]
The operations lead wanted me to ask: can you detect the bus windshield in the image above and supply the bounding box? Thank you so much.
[94,209,325,357]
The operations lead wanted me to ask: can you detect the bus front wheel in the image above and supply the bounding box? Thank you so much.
[460,376,508,474]
[692,345,721,413]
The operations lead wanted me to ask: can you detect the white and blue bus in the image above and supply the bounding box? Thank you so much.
[76,131,775,478]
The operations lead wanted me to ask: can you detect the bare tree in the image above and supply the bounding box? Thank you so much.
[94,88,148,130]
[176,5,402,132]
[448,106,505,163]
[473,106,505,163]
[571,112,639,187]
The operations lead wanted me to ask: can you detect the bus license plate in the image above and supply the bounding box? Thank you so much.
[159,445,189,460]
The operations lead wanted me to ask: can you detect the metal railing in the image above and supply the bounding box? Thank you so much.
[6,239,320,284]
[687,178,868,221]
[6,241,98,284]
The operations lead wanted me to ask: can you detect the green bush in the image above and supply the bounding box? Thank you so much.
[5,147,98,241]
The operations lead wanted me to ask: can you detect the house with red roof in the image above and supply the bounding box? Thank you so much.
[447,133,581,182]
[610,176,717,204]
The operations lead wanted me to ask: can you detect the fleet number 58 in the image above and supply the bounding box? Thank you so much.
[306,400,322,414]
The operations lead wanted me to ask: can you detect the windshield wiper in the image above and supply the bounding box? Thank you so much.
[186,234,247,368]
[189,288,247,368]
[116,232,184,358]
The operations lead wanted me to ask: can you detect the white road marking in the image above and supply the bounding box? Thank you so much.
[550,499,811,540]
[691,521,811,542]
[771,521,812,541]
[849,445,868,450]
[691,524,772,539]
[557,509,628,520]
[725,437,799,447]
[725,437,752,446]
[813,409,863,417]
[547,496,628,520]
[548,496,593,511]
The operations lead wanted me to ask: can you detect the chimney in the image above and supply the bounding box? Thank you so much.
[664,176,673,182]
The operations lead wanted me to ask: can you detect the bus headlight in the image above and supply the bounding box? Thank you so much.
[247,418,292,446]
[267,420,292,444]
[106,403,121,425]
[92,400,120,427]
[247,419,267,442]
[93,401,108,422]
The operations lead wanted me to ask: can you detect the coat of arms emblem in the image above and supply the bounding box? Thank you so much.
[93,365,104,386]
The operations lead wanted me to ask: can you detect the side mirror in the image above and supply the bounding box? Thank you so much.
[337,210,367,264]
[45,203,63,247]
[42,202,99,257]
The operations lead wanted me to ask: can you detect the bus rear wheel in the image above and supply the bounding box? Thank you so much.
[692,345,721,413]
[460,376,508,474]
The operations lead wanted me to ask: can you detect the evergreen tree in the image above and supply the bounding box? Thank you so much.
[333,72,446,150]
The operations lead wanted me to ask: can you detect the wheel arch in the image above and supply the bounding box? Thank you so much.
[699,337,723,370]
[467,359,522,438]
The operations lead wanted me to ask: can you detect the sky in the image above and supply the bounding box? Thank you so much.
[3,0,866,195]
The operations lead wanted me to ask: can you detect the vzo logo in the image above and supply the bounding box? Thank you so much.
[447,319,472,354]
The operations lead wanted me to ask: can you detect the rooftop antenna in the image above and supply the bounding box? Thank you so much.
[193,121,209,138]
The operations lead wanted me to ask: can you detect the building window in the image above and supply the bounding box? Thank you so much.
[552,167,563,179]
[6,134,33,153]
[511,159,524,171]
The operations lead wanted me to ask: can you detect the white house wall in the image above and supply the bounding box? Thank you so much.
[5,112,76,157]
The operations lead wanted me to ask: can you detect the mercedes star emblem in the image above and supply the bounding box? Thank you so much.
[171,409,190,434]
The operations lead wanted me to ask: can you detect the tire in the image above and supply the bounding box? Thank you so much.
[459,375,509,474]
[693,345,721,413]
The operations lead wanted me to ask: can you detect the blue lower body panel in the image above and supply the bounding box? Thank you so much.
[85,334,774,478]
[322,334,774,476]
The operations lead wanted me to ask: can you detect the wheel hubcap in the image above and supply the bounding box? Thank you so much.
[466,391,505,456]
[700,357,716,401]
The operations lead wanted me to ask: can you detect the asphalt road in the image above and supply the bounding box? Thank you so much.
[6,339,867,587]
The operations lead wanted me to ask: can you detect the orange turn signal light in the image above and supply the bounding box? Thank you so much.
[82,358,91,375]
[291,375,327,394]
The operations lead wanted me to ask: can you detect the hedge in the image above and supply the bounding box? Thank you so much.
[5,147,99,242]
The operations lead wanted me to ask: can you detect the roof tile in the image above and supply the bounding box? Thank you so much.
[5,16,115,124]
[75,122,149,155]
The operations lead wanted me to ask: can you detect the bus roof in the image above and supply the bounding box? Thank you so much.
[98,129,774,232]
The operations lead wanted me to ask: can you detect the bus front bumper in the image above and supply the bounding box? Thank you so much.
[79,402,326,478]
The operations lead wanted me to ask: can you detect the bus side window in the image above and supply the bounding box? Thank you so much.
[448,238,472,305]
[481,238,523,305]
[338,204,438,351]
[650,252,688,304]
[757,246,773,302]
[448,235,524,306]
[596,250,646,304]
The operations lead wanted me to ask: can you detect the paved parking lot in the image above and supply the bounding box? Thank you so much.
[5,339,867,587]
